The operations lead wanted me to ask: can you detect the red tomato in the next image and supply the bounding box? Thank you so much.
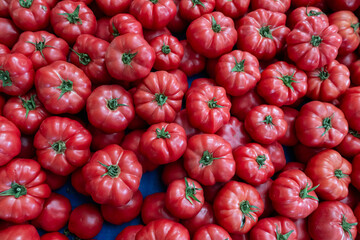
[0,18,20,48]
[165,177,204,219]
[44,170,67,190]
[0,158,51,223]
[116,225,143,240]
[287,6,328,29]
[215,50,261,96]
[83,144,142,206]
[168,69,188,94]
[214,181,264,234]
[184,134,235,186]
[134,71,184,124]
[340,185,360,210]
[0,224,40,240]
[278,107,299,146]
[215,0,249,19]
[263,141,286,173]
[50,1,97,44]
[95,17,111,42]
[88,124,124,151]
[95,0,130,16]
[216,116,251,149]
[296,101,348,148]
[166,0,187,33]
[68,203,103,239]
[231,89,265,121]
[328,0,360,11]
[109,13,143,41]
[141,192,179,224]
[237,9,290,61]
[0,116,21,166]
[293,218,310,240]
[254,179,274,218]
[71,167,89,196]
[355,204,360,234]
[349,60,360,86]
[0,0,10,17]
[306,149,351,200]
[252,0,290,13]
[291,0,322,8]
[105,33,155,82]
[293,143,326,163]
[269,169,319,219]
[143,27,171,42]
[31,193,71,231]
[135,219,190,240]
[340,87,360,132]
[0,43,9,54]
[181,202,215,235]
[193,224,231,240]
[337,52,359,67]
[282,162,306,172]
[245,104,287,144]
[308,201,358,240]
[186,78,216,98]
[40,232,68,240]
[203,182,225,204]
[178,40,206,76]
[352,154,360,191]
[161,159,188,185]
[101,190,143,225]
[179,0,215,22]
[250,216,297,240]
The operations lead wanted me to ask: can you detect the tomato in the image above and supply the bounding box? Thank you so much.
[40,232,68,240]
[355,204,360,234]
[215,0,249,19]
[338,129,360,160]
[340,87,360,132]
[95,0,130,16]
[68,203,103,239]
[0,224,40,240]
[245,105,287,144]
[89,124,124,151]
[95,17,111,42]
[328,0,360,11]
[237,9,290,61]
[263,141,286,173]
[181,202,215,235]
[282,162,306,172]
[0,0,10,17]
[254,179,274,218]
[101,190,143,225]
[193,224,231,240]
[167,0,187,33]
[287,6,328,29]
[337,52,359,67]
[308,201,358,240]
[250,216,297,240]
[214,181,264,234]
[293,143,326,163]
[134,71,184,124]
[215,50,260,96]
[161,159,187,185]
[116,225,143,240]
[269,169,319,219]
[0,43,9,54]
[83,144,142,206]
[278,107,299,146]
[168,69,188,94]
[216,116,251,150]
[44,170,67,190]
[352,154,360,191]
[0,158,51,223]
[143,27,171,42]
[231,89,265,121]
[179,0,215,22]
[135,219,190,240]
[291,0,322,8]
[202,182,225,204]
[349,60,360,86]
[71,167,89,196]
[296,101,349,148]
[0,53,34,96]
[50,1,97,44]
[178,40,206,76]
[141,192,179,224]
[0,116,21,166]
[340,185,360,210]
[109,14,142,42]
[292,218,310,240]
[252,0,290,13]
[105,33,155,82]
[186,78,216,98]
[305,149,351,201]
[165,177,204,219]
[31,193,71,231]
[0,18,20,48]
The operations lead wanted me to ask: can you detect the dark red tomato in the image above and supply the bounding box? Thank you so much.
[237,9,290,61]
[293,143,326,164]
[181,202,215,235]
[168,69,188,94]
[0,53,34,96]
[231,89,265,121]
[337,52,359,67]
[252,0,290,13]
[0,116,21,166]
[0,94,4,115]
[101,190,143,225]
[40,232,68,240]
[179,40,206,76]
[179,0,215,22]
[306,149,352,201]
[263,141,286,173]
[308,201,358,240]
[216,116,251,150]
[231,233,250,240]
[282,162,306,172]
[161,159,187,185]
[254,179,274,218]
[292,218,310,240]
[193,224,231,240]
[50,1,97,44]
[0,225,40,240]
[206,57,218,79]
[215,50,260,96]
[340,87,360,132]
[0,18,20,48]
[135,219,190,240]
[12,31,69,70]
[215,0,249,19]
[68,203,103,239]
[127,90,148,130]
[45,170,68,190]
[141,192,179,224]
[349,60,360,86]
[31,193,71,232]
[186,78,216,99]
[86,85,134,133]
[89,124,124,151]
[143,27,171,42]
[0,0,10,17]
[95,0,130,16]
[95,17,111,41]
[291,0,322,8]
[109,13,143,41]
[352,154,360,191]
[250,216,297,240]
[116,225,143,240]
[167,0,187,33]
[0,43,9,54]
[328,0,360,11]
[71,167,89,196]
[16,134,35,159]
[337,129,360,159]
[278,107,299,146]
[203,182,225,204]
[355,204,360,235]
[287,6,328,29]
[340,185,360,210]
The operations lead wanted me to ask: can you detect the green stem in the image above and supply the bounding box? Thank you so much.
[55,72,73,100]
[0,182,27,198]
[207,98,224,109]
[0,69,12,87]
[306,7,324,17]
[156,128,170,139]
[259,26,273,39]
[112,23,119,37]
[70,48,91,66]
[184,177,202,205]
[150,0,158,3]
[106,98,127,110]
[351,23,359,32]
[317,113,334,136]
[211,16,221,33]
[239,200,260,228]
[51,141,66,154]
[26,37,54,59]
[98,161,121,178]
[341,214,358,240]
[261,115,275,126]
[256,154,267,169]
[19,0,33,8]
[161,43,171,55]
[20,94,37,118]
[350,129,360,138]
[334,169,348,179]
[58,5,82,25]
[154,93,167,107]
[191,0,205,8]
[276,225,294,240]
[122,51,137,67]
[299,183,319,200]
[231,58,245,72]
[311,35,322,47]
[277,71,298,91]
[318,68,330,80]
[199,150,222,167]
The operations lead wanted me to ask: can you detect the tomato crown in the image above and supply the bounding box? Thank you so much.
[98,161,121,178]
[211,16,222,33]
[191,0,205,8]
[317,113,334,136]
[122,51,138,66]
[58,5,83,25]
[0,69,12,87]
[231,58,245,72]
[341,214,358,240]
[52,140,67,154]
[311,35,322,47]
[71,48,91,66]
[299,183,319,200]
[207,98,224,109]
[0,182,27,199]
[27,37,53,59]
[19,0,33,8]
[184,177,202,205]
[161,43,171,55]
[20,94,37,118]
[239,200,260,228]
[156,128,170,139]
[199,150,222,167]
[259,26,273,39]
[106,98,127,111]
[275,225,294,240]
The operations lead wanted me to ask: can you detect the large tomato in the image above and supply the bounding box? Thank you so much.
[181,202,215,235]
[193,224,231,240]
[278,107,299,146]
[0,43,9,54]
[135,219,190,240]
[116,225,143,240]
[249,216,297,240]
[231,89,265,121]
[351,154,360,191]
[252,0,290,13]
[0,225,40,240]
[95,0,130,16]
[340,87,360,132]
[216,116,251,149]
[166,0,187,33]
[215,0,249,19]
[0,18,20,48]
[161,159,187,186]
[287,6,329,29]
[109,13,143,41]
[179,0,215,22]
[178,40,206,76]
[0,116,21,166]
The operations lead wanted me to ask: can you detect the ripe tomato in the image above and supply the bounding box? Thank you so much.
[351,154,360,191]
[168,69,188,94]
[0,18,20,48]
[216,116,251,150]
[178,40,206,76]
[193,224,231,240]
[327,0,360,11]
[44,170,67,190]
[340,185,360,210]
[179,0,215,22]
[95,17,111,41]
[0,116,21,166]
[341,87,360,132]
[292,218,310,240]
[109,13,143,41]
[71,167,89,196]
[254,179,274,218]
[40,232,68,240]
[181,202,215,235]
[263,141,286,173]
[167,0,187,33]
[0,0,10,17]
[116,225,143,240]
[135,219,190,240]
[143,27,171,42]
[231,89,265,121]
[88,124,124,151]
[215,0,249,19]
[0,224,40,240]
[282,162,306,172]
[161,159,188,185]
[252,0,290,13]
[0,43,9,54]
[287,6,328,29]
[250,216,297,240]
[278,107,299,146]
[349,60,360,86]
[95,0,130,16]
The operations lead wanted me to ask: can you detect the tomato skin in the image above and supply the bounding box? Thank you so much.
[50,1,97,44]
[216,117,251,150]
[168,69,188,94]
[0,0,10,17]
[231,89,265,121]
[179,0,215,22]
[0,116,21,166]
[0,18,20,48]
[292,218,310,240]
[252,0,290,13]
[193,224,231,240]
[308,201,358,240]
[116,225,143,240]
[0,224,40,240]
[215,50,260,97]
[68,203,104,239]
[340,185,360,210]
[135,219,190,240]
[71,167,89,196]
[178,40,206,76]
[109,13,143,42]
[88,124,124,151]
[278,107,299,146]
[0,43,9,54]
[0,158,51,223]
[215,0,249,19]
[95,0,130,16]
[34,116,92,176]
[291,0,322,8]
[143,27,171,42]
[287,6,328,29]
[327,0,360,11]
[86,85,135,133]
[95,17,111,42]
[254,179,274,218]
[351,154,360,191]
[340,87,360,132]
[45,170,68,190]
[250,216,297,240]
[355,203,360,234]
[282,162,306,173]
[101,190,143,225]
[141,192,179,224]
[263,141,286,173]
[31,193,71,232]
[40,232,68,240]
[181,202,215,235]
[336,129,360,159]
[214,181,264,234]
[161,160,188,185]
[349,60,360,86]
[167,0,187,33]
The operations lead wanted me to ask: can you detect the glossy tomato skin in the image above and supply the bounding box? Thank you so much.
[168,69,188,94]
[349,60,360,86]
[101,190,143,225]
[215,0,249,19]
[35,61,92,115]
[0,116,21,166]
[95,0,130,16]
[45,170,67,190]
[86,85,135,133]
[231,89,265,121]
[83,144,142,206]
[193,224,231,240]
[186,11,237,59]
[216,116,251,149]
[34,116,91,176]
[308,201,358,240]
[269,169,319,219]
[237,9,290,61]
[95,17,111,41]
[68,203,103,239]
[116,225,143,240]
[0,224,40,240]
[143,27,171,42]
[0,158,51,223]
[215,50,260,96]
[161,159,187,185]
[0,0,10,17]
[292,218,310,240]
[71,167,89,196]
[88,124,124,151]
[179,0,215,22]
[12,31,69,70]
[214,181,264,234]
[0,53,34,96]
[327,0,360,11]
[287,6,328,29]
[0,43,9,54]
[352,154,360,191]
[135,219,190,240]
[254,179,274,218]
[31,193,71,232]
[178,40,206,76]
[341,87,360,132]
[296,101,348,148]
[0,18,20,48]
[167,0,187,33]
[109,13,143,41]
[40,232,68,240]
[50,1,97,44]
[340,185,360,210]
[252,0,290,13]
[279,107,299,146]
[250,216,297,240]
[306,149,351,200]
[263,141,286,173]
[181,202,215,235]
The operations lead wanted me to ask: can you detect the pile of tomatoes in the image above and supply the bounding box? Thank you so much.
[1,0,360,239]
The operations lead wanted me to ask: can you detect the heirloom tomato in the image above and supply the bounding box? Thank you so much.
[168,69,188,94]
[109,13,143,41]
[95,0,130,16]
[252,0,290,13]
[143,27,171,42]
[264,141,286,173]
[161,159,187,185]
[278,107,299,146]
[215,0,249,19]
[71,167,89,196]
[181,202,215,235]
[0,18,20,48]
[95,17,111,42]
[231,89,265,121]
[0,0,10,17]
[167,0,187,33]
[116,225,143,240]
[193,224,231,240]
[351,154,360,191]
[340,87,360,132]
[0,116,21,166]
[179,0,215,22]
[254,179,274,218]
[288,6,328,29]
[88,124,124,151]
[327,0,360,11]
[178,40,206,76]
[349,60,360,86]
[250,216,297,240]
[135,219,190,240]
[0,225,40,240]
[0,43,9,54]
[216,116,251,149]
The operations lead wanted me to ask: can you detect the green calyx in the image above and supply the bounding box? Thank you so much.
[98,161,121,178]
[55,72,73,100]
[58,5,82,25]
[161,43,171,55]
[184,177,202,205]
[256,154,267,169]
[317,113,334,136]
[276,225,294,240]
[20,94,37,118]
[27,37,54,59]
[199,150,221,167]
[259,26,273,39]
[51,141,66,154]
[211,16,222,33]
[106,98,127,110]
[122,51,137,67]
[0,69,12,87]
[231,58,245,72]
[299,183,319,200]
[318,68,330,80]
[350,129,360,138]
[311,35,322,47]
[351,23,359,32]
[70,48,91,66]
[150,0,158,3]
[112,23,120,37]
[277,71,298,91]
[306,7,324,17]
[334,169,348,179]
[191,0,205,8]
[207,98,224,109]
[156,127,170,139]
[341,214,358,240]
[261,115,275,126]
[19,0,33,8]
[0,182,27,198]
[239,200,260,228]
[154,93,168,107]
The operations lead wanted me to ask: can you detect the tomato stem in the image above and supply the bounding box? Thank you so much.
[191,0,205,8]
[334,169,348,179]
[311,35,322,47]
[350,129,360,138]
[318,68,330,80]
[27,37,54,59]
[154,93,168,107]
[299,183,319,200]
[277,71,298,91]
[19,0,33,8]
[256,154,267,169]
[156,127,170,139]
[259,26,273,39]
[70,48,91,66]
[111,23,120,37]
[341,214,358,240]
[211,16,222,33]
[20,94,37,118]
[261,115,275,126]
[275,224,294,240]
[239,200,260,228]
[122,51,137,67]
[52,141,66,154]
[55,72,73,100]
[317,113,334,136]
[161,43,171,55]
[0,69,12,87]
[0,182,27,198]
[150,0,158,3]
[98,161,121,178]
[184,177,202,205]
[231,58,245,72]
[351,23,359,32]
[106,98,127,110]
[58,5,82,25]
[207,98,224,109]
[306,7,323,17]
[199,150,222,167]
